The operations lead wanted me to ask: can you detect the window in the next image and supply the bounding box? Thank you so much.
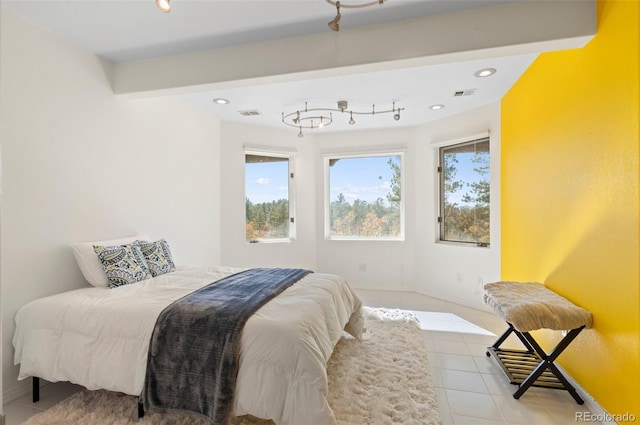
[439,137,490,245]
[326,153,403,240]
[245,152,294,242]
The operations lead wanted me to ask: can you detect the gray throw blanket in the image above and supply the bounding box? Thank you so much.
[142,268,312,424]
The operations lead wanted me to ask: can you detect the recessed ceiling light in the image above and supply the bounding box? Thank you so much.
[474,68,497,78]
[213,98,230,105]
[430,104,445,110]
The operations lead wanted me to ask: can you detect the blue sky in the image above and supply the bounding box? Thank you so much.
[245,152,488,206]
[445,151,490,205]
[245,160,289,204]
[328,156,398,205]
[245,155,399,205]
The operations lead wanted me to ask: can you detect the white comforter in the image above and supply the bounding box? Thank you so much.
[13,265,364,425]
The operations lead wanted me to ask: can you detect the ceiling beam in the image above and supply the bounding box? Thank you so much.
[113,0,595,98]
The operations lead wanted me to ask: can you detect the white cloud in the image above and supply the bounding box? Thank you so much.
[334,183,391,203]
[255,177,270,185]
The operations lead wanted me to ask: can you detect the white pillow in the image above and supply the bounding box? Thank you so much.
[71,234,149,287]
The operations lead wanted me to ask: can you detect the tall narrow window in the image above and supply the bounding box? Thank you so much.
[245,152,293,242]
[326,153,403,240]
[439,137,490,245]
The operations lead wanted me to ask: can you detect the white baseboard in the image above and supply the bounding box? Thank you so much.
[557,364,618,425]
[413,287,494,313]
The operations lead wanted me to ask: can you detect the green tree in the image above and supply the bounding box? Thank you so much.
[372,197,387,218]
[461,151,490,243]
[443,153,464,212]
[442,146,490,244]
[245,198,289,240]
[384,156,402,237]
[462,152,490,206]
[331,193,351,224]
[351,199,369,236]
[361,212,384,236]
[386,156,401,206]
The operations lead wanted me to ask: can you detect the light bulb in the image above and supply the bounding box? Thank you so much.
[156,0,170,13]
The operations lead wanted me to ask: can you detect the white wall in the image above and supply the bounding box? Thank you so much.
[218,106,500,307]
[0,10,222,402]
[313,127,419,291]
[219,121,318,270]
[414,104,501,307]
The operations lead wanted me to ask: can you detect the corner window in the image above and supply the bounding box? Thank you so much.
[325,153,403,240]
[439,137,490,246]
[245,152,294,242]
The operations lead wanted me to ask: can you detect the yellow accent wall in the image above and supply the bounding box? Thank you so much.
[501,0,639,420]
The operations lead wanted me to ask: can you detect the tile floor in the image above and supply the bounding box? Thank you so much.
[3,289,603,425]
[359,289,603,425]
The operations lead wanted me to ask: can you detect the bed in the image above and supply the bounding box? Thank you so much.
[13,264,364,425]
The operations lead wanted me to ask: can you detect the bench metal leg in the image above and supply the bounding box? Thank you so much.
[488,323,537,353]
[489,325,515,351]
[487,324,585,404]
[515,327,585,404]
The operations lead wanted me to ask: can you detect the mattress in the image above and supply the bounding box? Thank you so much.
[13,265,364,425]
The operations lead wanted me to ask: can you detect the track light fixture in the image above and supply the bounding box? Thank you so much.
[326,0,385,32]
[282,100,404,138]
[156,0,171,13]
[328,1,341,31]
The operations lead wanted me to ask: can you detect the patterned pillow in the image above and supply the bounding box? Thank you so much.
[136,239,176,277]
[93,243,152,288]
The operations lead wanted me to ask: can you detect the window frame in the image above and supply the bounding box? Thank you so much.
[324,151,405,241]
[244,148,296,243]
[438,136,491,247]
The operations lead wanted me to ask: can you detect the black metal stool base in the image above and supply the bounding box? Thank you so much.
[486,323,585,404]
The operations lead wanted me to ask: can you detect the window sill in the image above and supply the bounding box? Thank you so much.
[247,238,294,244]
[325,236,405,242]
[436,240,490,248]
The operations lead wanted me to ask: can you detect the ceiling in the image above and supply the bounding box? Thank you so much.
[2,0,539,133]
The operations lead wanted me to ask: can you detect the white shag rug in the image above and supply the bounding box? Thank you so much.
[22,307,440,425]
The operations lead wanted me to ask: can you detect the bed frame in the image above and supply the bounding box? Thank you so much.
[31,376,146,417]
[32,377,39,403]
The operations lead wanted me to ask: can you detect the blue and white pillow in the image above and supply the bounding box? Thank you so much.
[137,239,176,277]
[93,243,152,288]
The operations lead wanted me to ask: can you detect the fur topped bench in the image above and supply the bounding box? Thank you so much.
[483,281,593,404]
[483,281,593,332]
